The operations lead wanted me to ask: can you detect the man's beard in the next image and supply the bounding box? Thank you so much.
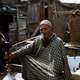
[42,33,50,41]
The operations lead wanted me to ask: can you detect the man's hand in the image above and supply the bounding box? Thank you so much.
[8,53,16,62]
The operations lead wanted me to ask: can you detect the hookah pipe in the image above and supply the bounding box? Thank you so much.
[1,37,16,80]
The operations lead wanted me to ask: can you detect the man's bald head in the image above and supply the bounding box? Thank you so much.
[39,20,53,40]
[39,20,52,28]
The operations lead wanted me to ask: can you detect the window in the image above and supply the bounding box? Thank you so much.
[27,4,38,23]
[59,0,80,4]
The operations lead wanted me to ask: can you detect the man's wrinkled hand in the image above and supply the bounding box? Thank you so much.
[8,53,16,62]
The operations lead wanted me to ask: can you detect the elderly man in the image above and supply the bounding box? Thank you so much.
[9,20,71,80]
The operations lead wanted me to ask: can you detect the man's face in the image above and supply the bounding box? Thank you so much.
[40,24,51,40]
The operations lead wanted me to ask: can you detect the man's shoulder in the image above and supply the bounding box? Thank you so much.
[52,34,62,41]
[57,37,63,42]
[30,35,42,45]
[34,35,42,40]
[53,35,64,44]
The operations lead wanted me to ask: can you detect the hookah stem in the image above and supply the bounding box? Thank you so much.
[5,48,11,72]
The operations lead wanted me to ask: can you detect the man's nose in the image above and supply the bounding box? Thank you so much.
[40,28,48,32]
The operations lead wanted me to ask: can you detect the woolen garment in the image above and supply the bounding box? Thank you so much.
[13,34,71,80]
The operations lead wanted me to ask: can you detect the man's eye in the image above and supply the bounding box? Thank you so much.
[40,28,47,31]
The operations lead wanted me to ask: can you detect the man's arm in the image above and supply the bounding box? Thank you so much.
[63,53,71,80]
[57,38,71,80]
[9,40,35,60]
[61,42,71,80]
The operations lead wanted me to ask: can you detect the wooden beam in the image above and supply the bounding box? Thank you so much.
[52,9,80,15]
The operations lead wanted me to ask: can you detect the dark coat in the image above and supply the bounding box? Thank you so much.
[13,34,71,80]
